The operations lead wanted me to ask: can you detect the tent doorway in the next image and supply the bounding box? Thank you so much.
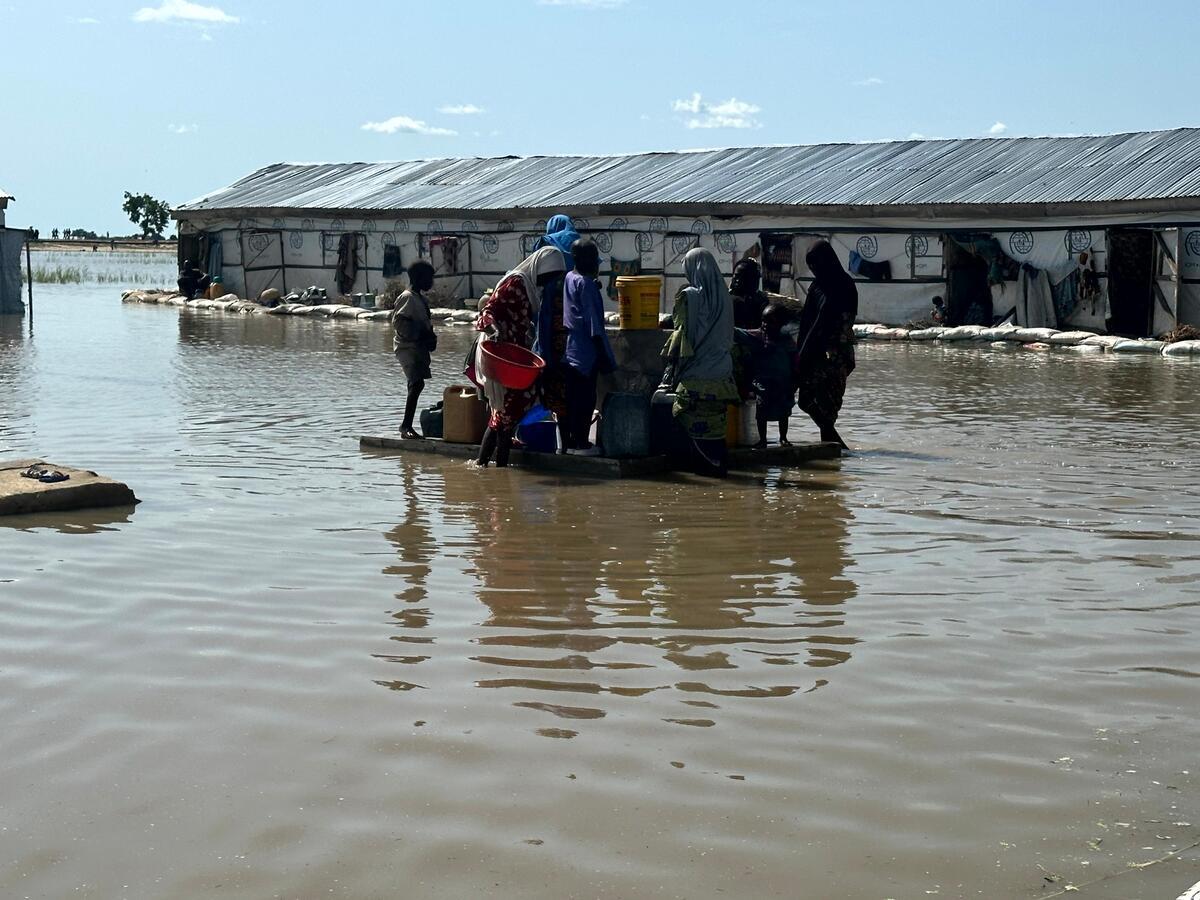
[759,233,794,294]
[1106,228,1154,337]
[943,237,992,326]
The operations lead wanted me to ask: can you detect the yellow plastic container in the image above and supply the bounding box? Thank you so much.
[616,276,663,329]
[725,405,740,448]
[442,384,488,444]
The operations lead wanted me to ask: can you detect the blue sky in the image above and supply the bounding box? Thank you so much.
[1,0,1196,234]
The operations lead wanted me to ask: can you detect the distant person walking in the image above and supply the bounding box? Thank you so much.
[794,240,857,450]
[472,247,566,467]
[177,259,210,300]
[661,247,737,477]
[392,260,437,440]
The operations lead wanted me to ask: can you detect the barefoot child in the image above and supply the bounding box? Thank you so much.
[753,304,797,449]
[392,260,437,439]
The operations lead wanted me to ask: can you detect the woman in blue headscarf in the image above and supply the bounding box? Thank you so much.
[536,215,581,271]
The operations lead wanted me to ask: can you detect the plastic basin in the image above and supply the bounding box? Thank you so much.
[479,340,545,390]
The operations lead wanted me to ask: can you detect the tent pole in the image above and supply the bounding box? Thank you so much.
[24,233,33,323]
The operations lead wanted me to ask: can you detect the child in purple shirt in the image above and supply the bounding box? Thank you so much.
[562,239,615,453]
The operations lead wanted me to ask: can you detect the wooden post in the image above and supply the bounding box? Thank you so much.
[24,233,33,319]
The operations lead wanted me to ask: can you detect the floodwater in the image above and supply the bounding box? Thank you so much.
[2,280,1199,900]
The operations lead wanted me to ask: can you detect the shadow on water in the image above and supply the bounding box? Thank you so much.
[0,504,137,534]
[378,457,859,732]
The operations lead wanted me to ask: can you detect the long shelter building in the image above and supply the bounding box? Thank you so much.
[174,128,1200,335]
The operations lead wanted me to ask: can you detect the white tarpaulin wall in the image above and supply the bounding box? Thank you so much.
[178,212,1200,328]
[1179,227,1200,326]
[0,229,25,315]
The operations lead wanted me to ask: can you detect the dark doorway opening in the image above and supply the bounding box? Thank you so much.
[759,233,794,294]
[943,237,993,326]
[1106,228,1154,337]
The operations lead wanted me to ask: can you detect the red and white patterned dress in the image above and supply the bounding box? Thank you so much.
[476,275,538,430]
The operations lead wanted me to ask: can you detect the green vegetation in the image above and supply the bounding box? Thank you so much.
[21,265,172,285]
[122,192,171,240]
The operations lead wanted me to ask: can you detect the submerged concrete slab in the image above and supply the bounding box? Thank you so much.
[359,436,839,478]
[0,458,138,516]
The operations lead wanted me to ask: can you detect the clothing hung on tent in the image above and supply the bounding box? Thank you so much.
[336,233,357,295]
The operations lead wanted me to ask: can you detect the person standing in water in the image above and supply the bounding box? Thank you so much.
[729,258,770,330]
[752,303,798,449]
[473,247,566,467]
[661,247,737,477]
[794,240,857,450]
[535,215,581,271]
[561,239,615,453]
[392,260,437,440]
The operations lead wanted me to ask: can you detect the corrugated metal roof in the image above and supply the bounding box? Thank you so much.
[176,128,1200,218]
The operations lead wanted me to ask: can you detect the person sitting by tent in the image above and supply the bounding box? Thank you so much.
[177,259,210,300]
[471,247,566,467]
[535,215,581,271]
[392,260,437,440]
[730,258,771,329]
[660,247,737,477]
[794,240,857,450]
[561,239,616,454]
[752,303,798,449]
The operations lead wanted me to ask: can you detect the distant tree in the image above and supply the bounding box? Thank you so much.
[63,227,70,240]
[122,191,171,240]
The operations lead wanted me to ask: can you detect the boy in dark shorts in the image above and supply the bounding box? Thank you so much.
[392,260,437,439]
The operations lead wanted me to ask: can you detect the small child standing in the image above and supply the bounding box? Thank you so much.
[930,295,947,325]
[752,304,798,449]
[392,260,437,439]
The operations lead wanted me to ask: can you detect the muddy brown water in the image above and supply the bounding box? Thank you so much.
[1,285,1199,899]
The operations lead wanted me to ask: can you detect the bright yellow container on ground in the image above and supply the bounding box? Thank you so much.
[616,276,663,329]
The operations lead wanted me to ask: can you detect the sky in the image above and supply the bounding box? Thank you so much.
[1,0,1197,235]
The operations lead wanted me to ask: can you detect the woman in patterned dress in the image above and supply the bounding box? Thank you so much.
[472,246,566,467]
[660,247,737,477]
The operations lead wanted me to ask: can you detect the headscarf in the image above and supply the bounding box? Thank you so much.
[536,215,580,271]
[503,246,565,315]
[677,247,734,382]
[797,240,858,363]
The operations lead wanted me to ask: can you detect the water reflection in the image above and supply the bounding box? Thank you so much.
[0,316,33,455]
[379,459,858,733]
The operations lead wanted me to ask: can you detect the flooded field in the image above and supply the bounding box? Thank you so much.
[1,277,1199,899]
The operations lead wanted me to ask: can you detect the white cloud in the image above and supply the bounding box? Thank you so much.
[133,0,238,24]
[672,93,762,129]
[71,16,100,24]
[908,132,926,140]
[168,123,198,134]
[853,76,884,87]
[361,115,456,137]
[988,121,1008,135]
[438,104,485,116]
[537,0,629,7]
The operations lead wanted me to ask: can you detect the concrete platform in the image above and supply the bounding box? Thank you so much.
[0,458,138,516]
[359,436,839,478]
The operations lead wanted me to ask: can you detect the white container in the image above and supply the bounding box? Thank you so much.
[739,400,758,447]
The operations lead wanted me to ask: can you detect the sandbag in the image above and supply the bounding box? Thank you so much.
[1112,339,1165,353]
[1082,334,1124,350]
[1047,330,1096,345]
[333,305,363,319]
[907,327,944,340]
[1010,327,1059,342]
[979,326,1019,340]
[1162,339,1200,356]
[939,325,984,341]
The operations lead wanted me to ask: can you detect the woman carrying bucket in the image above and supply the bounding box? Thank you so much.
[660,247,738,476]
[471,246,565,467]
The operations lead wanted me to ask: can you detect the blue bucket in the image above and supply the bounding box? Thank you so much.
[517,419,557,454]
